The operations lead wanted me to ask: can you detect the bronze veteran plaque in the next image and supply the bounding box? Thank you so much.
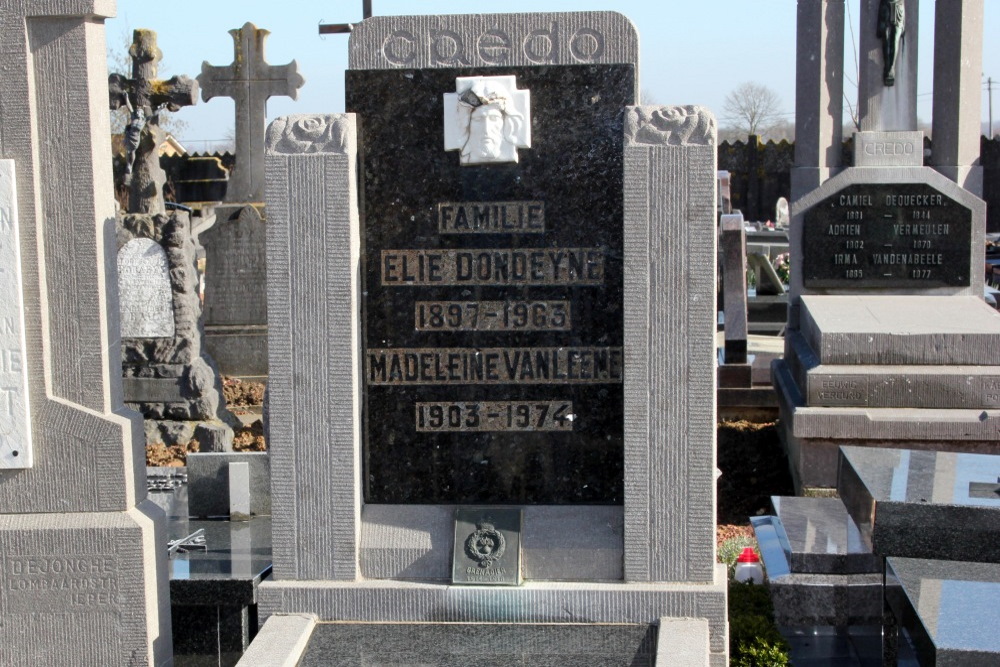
[452,508,522,586]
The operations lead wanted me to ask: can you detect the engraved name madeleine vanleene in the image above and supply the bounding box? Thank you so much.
[444,75,531,165]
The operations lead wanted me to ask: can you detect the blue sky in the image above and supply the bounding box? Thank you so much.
[107,1,1000,152]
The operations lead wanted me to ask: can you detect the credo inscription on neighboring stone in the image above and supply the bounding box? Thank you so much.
[444,76,530,165]
[117,237,175,338]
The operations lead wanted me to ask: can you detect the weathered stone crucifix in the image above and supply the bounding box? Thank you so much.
[109,29,199,214]
[198,23,305,204]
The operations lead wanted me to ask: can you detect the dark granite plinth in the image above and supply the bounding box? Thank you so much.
[752,513,881,628]
[347,65,634,504]
[839,447,1000,562]
[299,622,656,666]
[885,557,1000,665]
[148,473,272,666]
[770,496,879,575]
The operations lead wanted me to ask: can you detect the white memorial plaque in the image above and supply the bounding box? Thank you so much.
[444,75,531,165]
[0,161,33,468]
[117,238,175,338]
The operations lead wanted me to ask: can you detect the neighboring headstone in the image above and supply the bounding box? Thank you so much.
[119,213,237,451]
[111,28,236,451]
[201,205,268,377]
[0,2,170,662]
[0,161,32,469]
[255,11,726,665]
[775,196,790,227]
[197,22,302,378]
[721,213,749,365]
[777,0,993,490]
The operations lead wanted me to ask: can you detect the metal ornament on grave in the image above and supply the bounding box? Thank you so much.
[198,23,305,204]
[108,29,198,214]
[452,508,522,586]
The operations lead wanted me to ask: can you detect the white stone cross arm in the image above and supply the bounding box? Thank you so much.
[198,22,305,204]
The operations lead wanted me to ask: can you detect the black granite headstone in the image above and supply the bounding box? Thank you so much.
[347,65,633,504]
[802,183,972,288]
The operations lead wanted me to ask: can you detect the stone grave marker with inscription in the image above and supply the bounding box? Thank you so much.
[0,161,32,469]
[248,11,726,666]
[198,22,304,378]
[775,0,997,490]
[0,3,171,663]
[118,213,238,452]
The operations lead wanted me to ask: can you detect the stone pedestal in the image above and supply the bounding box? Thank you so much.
[773,295,1000,489]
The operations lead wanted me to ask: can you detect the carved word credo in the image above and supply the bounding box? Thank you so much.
[381,24,606,66]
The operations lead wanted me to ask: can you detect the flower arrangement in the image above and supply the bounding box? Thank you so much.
[772,253,790,284]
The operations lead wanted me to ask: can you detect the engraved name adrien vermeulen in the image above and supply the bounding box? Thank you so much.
[822,190,953,279]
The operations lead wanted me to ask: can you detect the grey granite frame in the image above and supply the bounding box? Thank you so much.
[260,11,725,664]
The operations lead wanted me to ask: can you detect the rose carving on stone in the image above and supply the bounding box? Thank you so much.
[266,114,350,154]
[625,105,717,147]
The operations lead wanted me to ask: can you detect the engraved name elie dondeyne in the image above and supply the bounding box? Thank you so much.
[349,63,629,504]
[802,183,972,288]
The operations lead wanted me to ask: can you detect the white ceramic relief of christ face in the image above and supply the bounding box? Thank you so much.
[443,75,531,166]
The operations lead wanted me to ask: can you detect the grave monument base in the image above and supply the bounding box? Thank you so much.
[0,502,172,665]
[251,575,727,667]
[773,294,1000,490]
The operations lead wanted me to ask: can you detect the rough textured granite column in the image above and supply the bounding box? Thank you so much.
[263,114,361,581]
[930,0,985,195]
[858,0,919,132]
[792,0,844,200]
[0,1,171,664]
[622,105,718,584]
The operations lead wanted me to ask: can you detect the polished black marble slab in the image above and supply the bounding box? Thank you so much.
[771,496,880,575]
[150,478,273,604]
[838,447,1000,563]
[148,469,272,666]
[885,557,1000,665]
[347,65,633,505]
[299,622,656,666]
[802,182,972,289]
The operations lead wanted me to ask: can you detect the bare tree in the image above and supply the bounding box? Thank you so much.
[722,82,782,137]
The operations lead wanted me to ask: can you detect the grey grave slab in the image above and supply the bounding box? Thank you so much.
[885,557,1000,666]
[800,295,1000,366]
[297,622,657,667]
[839,446,1000,562]
[770,496,880,574]
[720,213,748,364]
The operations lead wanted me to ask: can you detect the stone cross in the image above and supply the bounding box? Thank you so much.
[109,29,198,214]
[198,23,305,204]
